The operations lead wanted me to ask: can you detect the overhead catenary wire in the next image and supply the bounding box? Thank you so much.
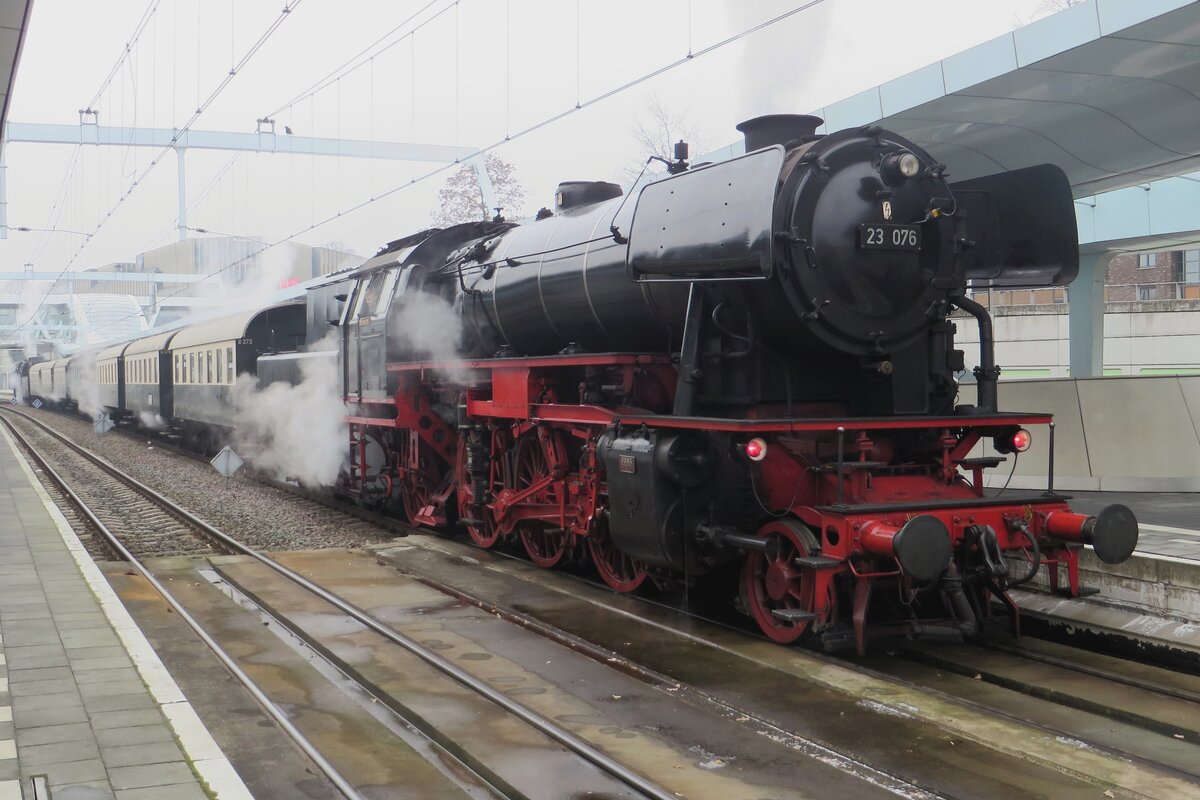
[9,1,305,338]
[262,0,450,121]
[31,0,831,333]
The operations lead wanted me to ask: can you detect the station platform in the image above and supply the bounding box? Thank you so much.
[0,429,250,799]
[1065,491,1199,562]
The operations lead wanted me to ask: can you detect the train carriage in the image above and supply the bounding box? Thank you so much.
[167,303,305,442]
[50,358,69,405]
[96,341,129,419]
[64,352,98,416]
[27,359,54,402]
[124,330,179,424]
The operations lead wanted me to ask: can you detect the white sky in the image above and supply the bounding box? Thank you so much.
[2,0,1053,276]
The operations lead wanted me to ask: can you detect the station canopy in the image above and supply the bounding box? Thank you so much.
[0,0,31,141]
[809,0,1200,198]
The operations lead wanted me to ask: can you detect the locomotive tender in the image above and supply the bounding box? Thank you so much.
[329,114,1139,651]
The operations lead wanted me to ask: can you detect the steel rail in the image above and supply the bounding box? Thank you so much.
[0,412,367,800]
[2,407,677,800]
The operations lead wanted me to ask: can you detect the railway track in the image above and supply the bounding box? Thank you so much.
[3,410,219,559]
[0,407,779,799]
[874,636,1200,781]
[9,404,1200,798]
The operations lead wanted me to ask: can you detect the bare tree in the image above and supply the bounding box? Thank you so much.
[432,153,527,227]
[623,94,712,183]
[1015,0,1084,26]
[1038,0,1085,10]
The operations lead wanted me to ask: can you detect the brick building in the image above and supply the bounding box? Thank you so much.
[1105,250,1200,301]
[973,248,1200,307]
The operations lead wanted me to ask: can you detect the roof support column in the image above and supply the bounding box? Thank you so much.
[0,139,8,239]
[1068,251,1113,378]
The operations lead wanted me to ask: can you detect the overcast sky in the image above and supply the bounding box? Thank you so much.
[2,0,1053,277]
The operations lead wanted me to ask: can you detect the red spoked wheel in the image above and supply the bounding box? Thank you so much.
[741,519,820,644]
[455,437,501,548]
[588,521,648,593]
[399,439,442,524]
[513,433,568,569]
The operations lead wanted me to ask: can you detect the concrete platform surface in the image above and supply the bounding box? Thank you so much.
[0,425,251,799]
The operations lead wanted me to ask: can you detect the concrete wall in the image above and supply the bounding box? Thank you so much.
[959,376,1200,491]
[955,304,1200,378]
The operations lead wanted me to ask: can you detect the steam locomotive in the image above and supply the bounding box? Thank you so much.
[18,113,1138,652]
[316,114,1138,652]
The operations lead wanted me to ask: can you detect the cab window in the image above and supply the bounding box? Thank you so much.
[356,272,387,319]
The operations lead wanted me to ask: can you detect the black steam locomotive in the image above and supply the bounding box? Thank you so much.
[326,114,1136,651]
[22,113,1137,652]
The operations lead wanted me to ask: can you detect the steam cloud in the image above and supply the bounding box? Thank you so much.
[389,291,471,382]
[229,334,346,486]
[138,411,166,430]
[74,357,102,419]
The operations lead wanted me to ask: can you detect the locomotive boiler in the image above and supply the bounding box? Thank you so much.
[330,114,1137,651]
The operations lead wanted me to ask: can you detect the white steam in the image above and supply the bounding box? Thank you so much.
[73,356,101,419]
[230,335,346,486]
[390,292,471,382]
[138,411,166,430]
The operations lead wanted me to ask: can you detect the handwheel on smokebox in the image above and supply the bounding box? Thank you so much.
[513,432,569,569]
[455,438,501,548]
[742,519,821,644]
[588,521,648,593]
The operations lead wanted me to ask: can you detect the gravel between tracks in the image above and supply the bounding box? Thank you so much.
[13,408,398,552]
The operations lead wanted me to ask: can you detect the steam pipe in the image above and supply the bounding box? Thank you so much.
[952,294,999,413]
[696,522,780,558]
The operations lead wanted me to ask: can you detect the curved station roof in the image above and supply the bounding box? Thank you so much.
[818,0,1200,198]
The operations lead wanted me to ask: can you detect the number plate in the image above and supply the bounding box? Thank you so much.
[857,223,921,251]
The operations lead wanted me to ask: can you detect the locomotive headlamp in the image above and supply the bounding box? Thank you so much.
[993,428,1032,454]
[744,437,768,462]
[881,152,921,184]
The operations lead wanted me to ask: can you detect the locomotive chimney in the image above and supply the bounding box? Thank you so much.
[736,114,824,151]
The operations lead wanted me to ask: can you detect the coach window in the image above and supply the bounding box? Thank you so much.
[227,347,234,379]
[207,350,214,384]
[189,353,195,384]
[217,349,225,384]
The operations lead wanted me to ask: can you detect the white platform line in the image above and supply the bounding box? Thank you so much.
[1140,522,1200,538]
[1,425,254,800]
